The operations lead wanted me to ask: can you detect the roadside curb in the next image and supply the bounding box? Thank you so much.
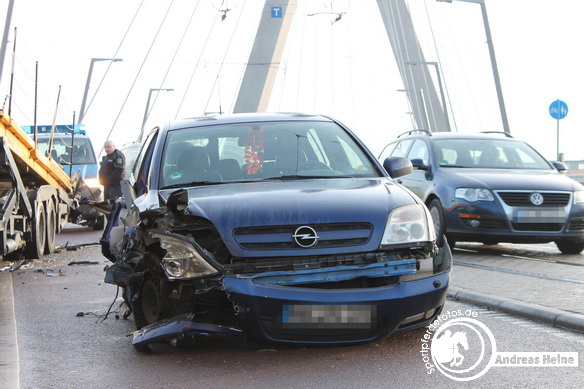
[0,272,19,389]
[447,286,584,333]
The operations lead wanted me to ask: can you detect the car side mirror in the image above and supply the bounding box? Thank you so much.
[410,158,429,171]
[551,161,567,173]
[383,156,413,178]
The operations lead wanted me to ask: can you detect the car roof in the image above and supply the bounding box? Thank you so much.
[397,131,518,142]
[165,112,333,131]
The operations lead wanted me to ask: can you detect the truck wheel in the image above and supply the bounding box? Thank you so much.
[24,201,46,259]
[45,200,57,254]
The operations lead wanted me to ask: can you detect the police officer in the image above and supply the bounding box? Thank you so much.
[99,140,126,201]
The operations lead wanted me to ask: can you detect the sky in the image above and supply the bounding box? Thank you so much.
[1,0,583,161]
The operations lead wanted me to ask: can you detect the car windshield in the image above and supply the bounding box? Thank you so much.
[36,136,97,165]
[159,120,378,188]
[434,139,552,170]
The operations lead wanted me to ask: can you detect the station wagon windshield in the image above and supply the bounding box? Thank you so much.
[434,139,552,170]
[160,121,377,188]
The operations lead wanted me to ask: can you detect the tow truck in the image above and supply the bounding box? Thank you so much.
[0,109,95,259]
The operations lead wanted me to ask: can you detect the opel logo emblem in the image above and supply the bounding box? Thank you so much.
[292,226,319,248]
[530,192,544,206]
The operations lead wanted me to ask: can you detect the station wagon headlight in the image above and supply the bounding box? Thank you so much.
[574,190,584,204]
[381,204,435,245]
[151,233,218,280]
[455,188,494,202]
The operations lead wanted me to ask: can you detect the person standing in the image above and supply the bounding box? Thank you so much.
[99,140,126,201]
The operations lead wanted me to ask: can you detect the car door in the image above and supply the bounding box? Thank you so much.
[402,139,431,200]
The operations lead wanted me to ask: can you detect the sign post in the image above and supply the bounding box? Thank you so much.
[549,99,568,161]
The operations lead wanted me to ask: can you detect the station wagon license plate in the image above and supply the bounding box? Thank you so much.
[282,304,375,329]
[512,208,566,223]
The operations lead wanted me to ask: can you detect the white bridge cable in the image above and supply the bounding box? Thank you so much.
[102,0,176,155]
[83,0,145,120]
[383,0,419,130]
[421,0,457,132]
[174,1,225,119]
[146,0,201,125]
[204,0,248,114]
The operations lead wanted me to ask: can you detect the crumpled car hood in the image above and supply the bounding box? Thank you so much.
[159,178,417,257]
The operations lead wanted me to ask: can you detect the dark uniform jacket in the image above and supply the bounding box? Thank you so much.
[99,149,125,200]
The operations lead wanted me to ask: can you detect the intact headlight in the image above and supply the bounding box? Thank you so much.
[381,204,435,245]
[151,233,218,280]
[455,188,494,202]
[574,190,584,204]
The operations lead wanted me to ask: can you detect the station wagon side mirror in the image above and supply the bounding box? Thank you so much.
[551,161,567,173]
[383,156,413,178]
[409,158,429,171]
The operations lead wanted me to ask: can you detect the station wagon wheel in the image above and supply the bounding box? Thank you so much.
[428,199,446,247]
[555,239,584,255]
[24,201,46,259]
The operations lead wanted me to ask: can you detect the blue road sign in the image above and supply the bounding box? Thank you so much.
[549,99,568,120]
[271,7,283,18]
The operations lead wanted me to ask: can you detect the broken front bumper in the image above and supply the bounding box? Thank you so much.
[223,268,449,345]
[132,259,450,348]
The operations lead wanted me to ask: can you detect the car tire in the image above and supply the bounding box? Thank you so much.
[132,271,167,329]
[481,240,499,246]
[555,240,584,255]
[92,215,105,231]
[429,199,446,246]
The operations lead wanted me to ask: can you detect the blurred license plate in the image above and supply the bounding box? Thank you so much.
[512,208,566,223]
[282,304,375,329]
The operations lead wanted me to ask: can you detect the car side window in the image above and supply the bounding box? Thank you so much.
[135,130,158,197]
[378,142,397,161]
[406,139,429,166]
[390,140,413,158]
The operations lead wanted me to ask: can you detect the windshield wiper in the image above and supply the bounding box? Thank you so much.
[160,181,225,189]
[263,175,337,180]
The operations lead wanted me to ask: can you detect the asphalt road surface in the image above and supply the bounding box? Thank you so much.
[3,226,584,388]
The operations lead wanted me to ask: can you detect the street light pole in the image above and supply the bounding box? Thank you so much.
[139,88,174,142]
[78,57,122,124]
[437,0,510,134]
[405,61,451,132]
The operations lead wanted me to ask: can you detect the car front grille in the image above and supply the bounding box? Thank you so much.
[512,223,564,232]
[498,191,570,207]
[233,222,372,250]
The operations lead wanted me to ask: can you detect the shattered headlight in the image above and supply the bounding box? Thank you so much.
[381,204,435,245]
[151,233,218,280]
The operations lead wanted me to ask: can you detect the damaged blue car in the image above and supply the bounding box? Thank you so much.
[100,113,451,350]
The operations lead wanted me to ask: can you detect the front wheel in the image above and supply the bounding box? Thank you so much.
[428,199,446,246]
[555,240,584,255]
[132,272,167,329]
[92,215,105,231]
